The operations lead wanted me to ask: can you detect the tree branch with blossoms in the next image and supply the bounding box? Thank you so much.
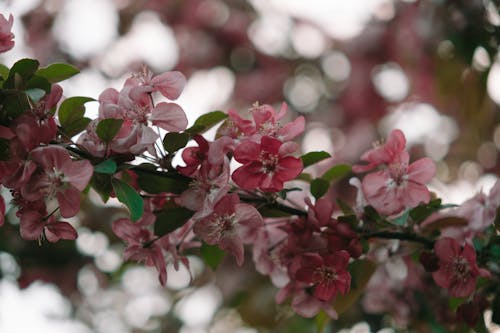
[1,13,500,332]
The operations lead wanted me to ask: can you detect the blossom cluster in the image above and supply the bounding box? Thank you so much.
[0,13,498,329]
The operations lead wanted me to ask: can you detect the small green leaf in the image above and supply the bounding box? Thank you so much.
[135,169,190,194]
[90,173,113,203]
[94,159,117,174]
[4,58,39,89]
[36,63,80,83]
[163,132,190,154]
[26,75,51,93]
[185,111,227,135]
[154,203,194,236]
[321,164,351,182]
[58,96,94,137]
[24,88,46,103]
[448,297,466,311]
[0,90,30,124]
[200,243,226,270]
[409,199,457,224]
[96,118,123,143]
[310,178,330,199]
[0,64,9,80]
[300,151,331,168]
[392,209,410,226]
[111,178,144,222]
[296,173,312,183]
[363,206,384,224]
[333,259,376,314]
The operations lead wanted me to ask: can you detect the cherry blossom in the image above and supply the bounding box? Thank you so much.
[232,136,303,192]
[432,237,490,297]
[19,210,77,242]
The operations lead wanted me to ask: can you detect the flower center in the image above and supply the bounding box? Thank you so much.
[259,152,279,174]
[315,265,337,283]
[451,256,471,283]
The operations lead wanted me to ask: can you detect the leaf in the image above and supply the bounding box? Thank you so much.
[26,75,51,93]
[135,169,190,194]
[310,178,330,200]
[363,206,384,224]
[96,118,123,143]
[4,58,39,89]
[90,173,113,203]
[300,151,331,168]
[0,64,8,80]
[296,173,312,183]
[36,63,80,83]
[163,132,190,154]
[409,199,457,224]
[185,111,227,135]
[94,159,117,174]
[24,88,46,103]
[154,203,194,236]
[392,209,410,226]
[321,164,351,182]
[332,259,376,314]
[58,96,94,137]
[0,90,30,124]
[336,198,355,216]
[111,178,144,222]
[58,96,95,125]
[200,243,226,270]
[258,207,292,218]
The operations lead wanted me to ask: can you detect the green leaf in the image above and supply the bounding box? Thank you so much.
[58,96,94,137]
[333,259,376,314]
[392,209,410,226]
[154,202,194,236]
[36,63,80,83]
[24,88,46,103]
[94,159,117,174]
[0,90,30,124]
[296,172,312,183]
[135,169,190,194]
[300,151,331,168]
[90,173,113,203]
[0,64,9,80]
[321,164,351,182]
[200,243,226,270]
[185,111,228,135]
[96,118,123,143]
[4,58,39,89]
[448,297,466,311]
[163,132,190,154]
[363,205,384,224]
[26,75,51,93]
[409,199,457,224]
[111,178,144,222]
[310,178,330,200]
[58,96,94,125]
[336,198,355,216]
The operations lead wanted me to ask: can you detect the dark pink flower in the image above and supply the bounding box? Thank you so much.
[232,136,302,192]
[19,210,77,243]
[0,14,14,53]
[193,193,263,265]
[432,237,490,297]
[294,251,351,302]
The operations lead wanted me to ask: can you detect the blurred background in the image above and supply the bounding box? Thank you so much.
[0,0,499,332]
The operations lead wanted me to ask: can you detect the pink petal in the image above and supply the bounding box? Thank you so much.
[407,157,436,183]
[151,71,186,100]
[45,221,77,242]
[20,210,44,240]
[233,140,261,163]
[57,187,81,218]
[31,145,72,171]
[112,218,141,242]
[62,159,93,191]
[434,237,460,262]
[150,102,188,132]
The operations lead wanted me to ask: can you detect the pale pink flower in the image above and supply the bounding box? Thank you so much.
[0,14,14,53]
[432,237,490,297]
[232,136,303,192]
[352,129,407,173]
[23,146,93,218]
[193,193,263,265]
[362,151,435,215]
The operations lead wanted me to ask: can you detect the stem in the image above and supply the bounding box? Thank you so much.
[360,230,434,248]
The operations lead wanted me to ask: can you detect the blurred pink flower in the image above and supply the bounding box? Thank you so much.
[0,14,14,53]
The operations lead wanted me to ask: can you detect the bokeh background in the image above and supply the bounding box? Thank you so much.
[0,0,499,332]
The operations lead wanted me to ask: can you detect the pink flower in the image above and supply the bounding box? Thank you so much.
[19,210,77,242]
[352,129,407,173]
[193,193,263,265]
[0,193,5,227]
[232,136,303,192]
[432,237,490,297]
[362,151,435,215]
[112,213,168,286]
[294,251,351,302]
[0,14,14,53]
[23,146,93,218]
